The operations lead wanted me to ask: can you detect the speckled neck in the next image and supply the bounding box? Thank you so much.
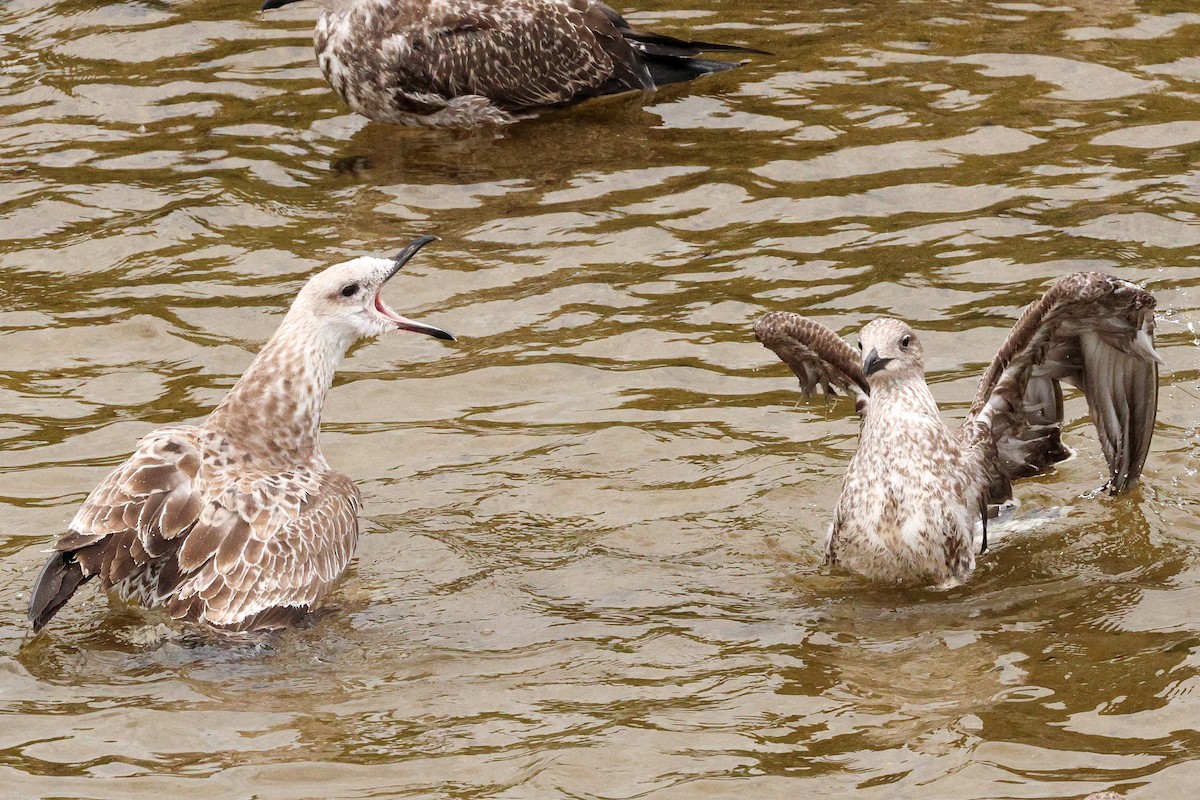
[207,313,354,467]
[863,376,942,435]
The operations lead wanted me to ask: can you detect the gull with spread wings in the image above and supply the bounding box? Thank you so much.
[754,272,1161,587]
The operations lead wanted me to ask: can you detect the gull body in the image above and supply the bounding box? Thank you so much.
[829,319,986,584]
[754,273,1161,587]
[28,237,454,633]
[262,0,766,127]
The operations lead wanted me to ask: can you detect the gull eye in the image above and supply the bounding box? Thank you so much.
[900,335,912,349]
[340,283,359,298]
[857,341,862,351]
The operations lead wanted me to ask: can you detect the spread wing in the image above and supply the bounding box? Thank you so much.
[167,472,361,631]
[754,311,871,417]
[963,271,1161,499]
[391,0,650,110]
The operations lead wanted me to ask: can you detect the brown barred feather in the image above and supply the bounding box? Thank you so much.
[754,311,870,417]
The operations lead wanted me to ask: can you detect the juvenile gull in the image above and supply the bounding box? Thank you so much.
[261,0,767,127]
[28,236,454,633]
[754,272,1161,587]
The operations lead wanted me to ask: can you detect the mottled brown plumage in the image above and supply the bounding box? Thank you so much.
[754,313,870,416]
[754,272,1161,586]
[262,0,766,127]
[29,237,455,633]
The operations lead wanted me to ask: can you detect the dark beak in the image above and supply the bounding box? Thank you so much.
[385,235,439,281]
[261,0,304,9]
[395,317,455,341]
[380,235,455,341]
[862,348,892,377]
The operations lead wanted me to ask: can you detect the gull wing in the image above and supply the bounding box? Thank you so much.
[963,272,1161,499]
[29,426,206,631]
[167,471,362,631]
[754,311,871,417]
[386,0,651,110]
[29,427,361,633]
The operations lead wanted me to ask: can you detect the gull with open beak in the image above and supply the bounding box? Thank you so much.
[28,236,454,633]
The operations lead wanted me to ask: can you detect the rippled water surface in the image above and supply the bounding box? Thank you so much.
[2,0,1199,796]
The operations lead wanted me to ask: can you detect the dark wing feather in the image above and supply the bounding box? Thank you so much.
[29,427,205,630]
[167,472,362,631]
[593,2,767,58]
[28,552,91,633]
[963,272,1161,498]
[754,311,871,417]
[599,2,767,88]
[623,31,769,57]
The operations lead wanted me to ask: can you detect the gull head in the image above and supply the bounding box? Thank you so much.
[290,235,455,345]
[858,318,924,382]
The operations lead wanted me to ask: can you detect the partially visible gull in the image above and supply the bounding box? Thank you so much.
[261,0,767,127]
[754,272,1161,587]
[28,236,455,633]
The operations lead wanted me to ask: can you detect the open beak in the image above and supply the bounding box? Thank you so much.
[376,235,456,341]
[862,348,891,376]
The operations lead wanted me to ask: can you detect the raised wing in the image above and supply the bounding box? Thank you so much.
[167,471,361,631]
[392,0,651,110]
[964,272,1161,497]
[754,311,871,416]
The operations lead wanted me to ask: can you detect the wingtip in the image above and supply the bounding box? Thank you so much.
[27,550,89,634]
[1134,329,1164,365]
[1106,473,1136,496]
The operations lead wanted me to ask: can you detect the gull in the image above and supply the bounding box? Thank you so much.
[260,0,767,127]
[753,272,1161,587]
[28,236,455,633]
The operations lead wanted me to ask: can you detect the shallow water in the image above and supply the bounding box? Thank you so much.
[1,0,1199,797]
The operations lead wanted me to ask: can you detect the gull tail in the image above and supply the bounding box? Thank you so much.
[28,551,91,633]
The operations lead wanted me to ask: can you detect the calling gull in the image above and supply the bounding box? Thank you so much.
[28,236,454,633]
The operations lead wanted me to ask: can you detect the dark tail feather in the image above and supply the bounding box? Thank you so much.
[645,56,742,87]
[626,30,766,88]
[28,551,91,633]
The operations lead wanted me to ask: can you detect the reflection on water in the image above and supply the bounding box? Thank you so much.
[1,0,1199,797]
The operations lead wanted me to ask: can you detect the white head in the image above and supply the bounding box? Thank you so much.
[858,318,925,384]
[285,235,455,349]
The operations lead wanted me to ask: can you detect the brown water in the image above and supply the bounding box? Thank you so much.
[1,0,1199,797]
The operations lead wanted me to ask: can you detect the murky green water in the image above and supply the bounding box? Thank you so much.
[1,0,1198,796]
